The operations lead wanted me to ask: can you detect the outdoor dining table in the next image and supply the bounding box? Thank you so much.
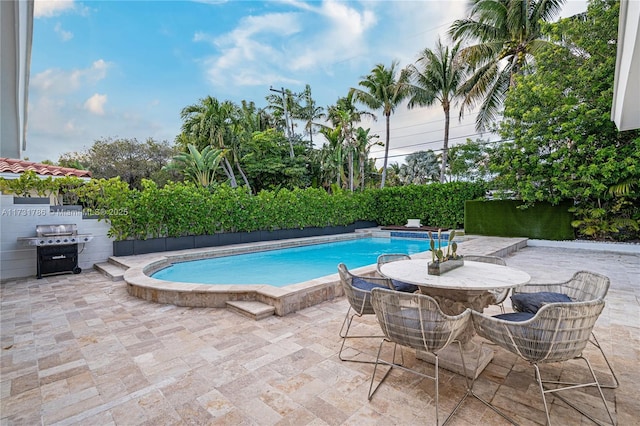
[379,258,531,378]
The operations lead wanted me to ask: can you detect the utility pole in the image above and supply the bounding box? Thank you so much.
[270,86,294,158]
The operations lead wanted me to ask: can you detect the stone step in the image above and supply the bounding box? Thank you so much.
[93,262,126,281]
[459,236,528,259]
[226,300,275,320]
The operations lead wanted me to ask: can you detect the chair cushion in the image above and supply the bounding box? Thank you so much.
[391,279,419,293]
[493,312,535,322]
[352,277,388,292]
[511,292,572,313]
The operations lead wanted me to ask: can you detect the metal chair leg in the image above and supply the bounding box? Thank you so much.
[339,307,385,364]
[537,356,616,426]
[453,340,518,425]
[589,332,619,389]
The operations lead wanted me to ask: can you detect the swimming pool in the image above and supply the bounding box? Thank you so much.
[123,231,463,316]
[152,237,441,287]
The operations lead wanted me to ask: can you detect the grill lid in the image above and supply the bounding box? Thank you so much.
[36,224,77,237]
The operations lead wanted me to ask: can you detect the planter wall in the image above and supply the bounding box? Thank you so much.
[13,197,50,205]
[112,223,369,256]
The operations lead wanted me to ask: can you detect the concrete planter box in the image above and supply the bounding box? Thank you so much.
[13,197,49,205]
[166,236,195,251]
[194,234,219,248]
[133,238,167,255]
[113,240,134,256]
[428,257,464,276]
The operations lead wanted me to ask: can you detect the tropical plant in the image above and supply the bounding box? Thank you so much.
[297,84,325,146]
[406,39,467,182]
[353,127,381,190]
[318,126,345,189]
[398,150,441,185]
[266,88,299,156]
[489,0,639,241]
[449,0,566,131]
[180,96,251,188]
[350,61,410,188]
[163,144,226,187]
[325,94,375,191]
[241,129,308,191]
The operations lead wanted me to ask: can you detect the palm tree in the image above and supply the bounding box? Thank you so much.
[353,127,381,190]
[406,39,466,182]
[180,96,238,187]
[398,150,441,185]
[266,88,300,157]
[298,84,325,146]
[319,126,344,189]
[180,96,253,189]
[350,61,410,188]
[325,95,375,191]
[449,0,565,130]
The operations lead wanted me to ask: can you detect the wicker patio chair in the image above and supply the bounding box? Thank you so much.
[376,253,418,293]
[337,263,396,364]
[472,299,616,425]
[368,288,471,425]
[463,255,509,313]
[511,271,618,389]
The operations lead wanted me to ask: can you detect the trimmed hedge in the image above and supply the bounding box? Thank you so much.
[464,199,575,240]
[369,181,487,229]
[74,179,485,241]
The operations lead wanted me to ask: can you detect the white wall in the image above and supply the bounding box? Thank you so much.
[0,195,113,281]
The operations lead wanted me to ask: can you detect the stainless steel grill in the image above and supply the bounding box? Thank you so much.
[17,224,94,246]
[17,224,94,278]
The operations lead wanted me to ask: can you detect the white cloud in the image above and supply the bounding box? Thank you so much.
[34,0,76,18]
[31,59,110,94]
[84,93,107,115]
[198,1,382,89]
[198,12,302,87]
[54,22,73,41]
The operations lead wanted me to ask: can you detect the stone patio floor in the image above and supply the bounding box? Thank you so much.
[1,242,639,425]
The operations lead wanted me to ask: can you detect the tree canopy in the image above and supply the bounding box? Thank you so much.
[490,0,639,240]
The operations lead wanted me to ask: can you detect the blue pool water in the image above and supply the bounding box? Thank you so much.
[152,237,446,287]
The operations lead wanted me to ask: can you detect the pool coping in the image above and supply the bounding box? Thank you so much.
[117,230,526,317]
[120,231,383,316]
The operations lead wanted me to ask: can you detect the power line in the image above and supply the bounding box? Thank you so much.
[370,138,513,160]
[369,131,493,155]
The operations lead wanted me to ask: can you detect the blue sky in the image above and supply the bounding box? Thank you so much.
[26,0,587,164]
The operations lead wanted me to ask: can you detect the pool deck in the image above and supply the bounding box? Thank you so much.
[103,230,529,317]
[1,236,638,425]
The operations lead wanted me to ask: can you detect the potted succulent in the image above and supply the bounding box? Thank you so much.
[427,229,464,276]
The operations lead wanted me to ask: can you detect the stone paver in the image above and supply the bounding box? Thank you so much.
[1,243,638,425]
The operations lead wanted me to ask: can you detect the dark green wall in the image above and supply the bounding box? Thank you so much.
[464,200,575,240]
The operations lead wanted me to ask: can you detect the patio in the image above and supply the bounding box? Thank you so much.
[1,243,638,425]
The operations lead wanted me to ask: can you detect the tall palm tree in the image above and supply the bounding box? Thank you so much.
[326,95,375,191]
[353,127,381,190]
[319,126,344,189]
[449,0,565,130]
[298,84,325,147]
[266,89,300,157]
[406,39,466,183]
[350,61,410,188]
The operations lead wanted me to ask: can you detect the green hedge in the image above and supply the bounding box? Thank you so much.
[369,182,487,229]
[72,179,484,240]
[464,199,575,240]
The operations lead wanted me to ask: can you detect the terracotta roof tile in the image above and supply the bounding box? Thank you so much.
[0,158,92,178]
